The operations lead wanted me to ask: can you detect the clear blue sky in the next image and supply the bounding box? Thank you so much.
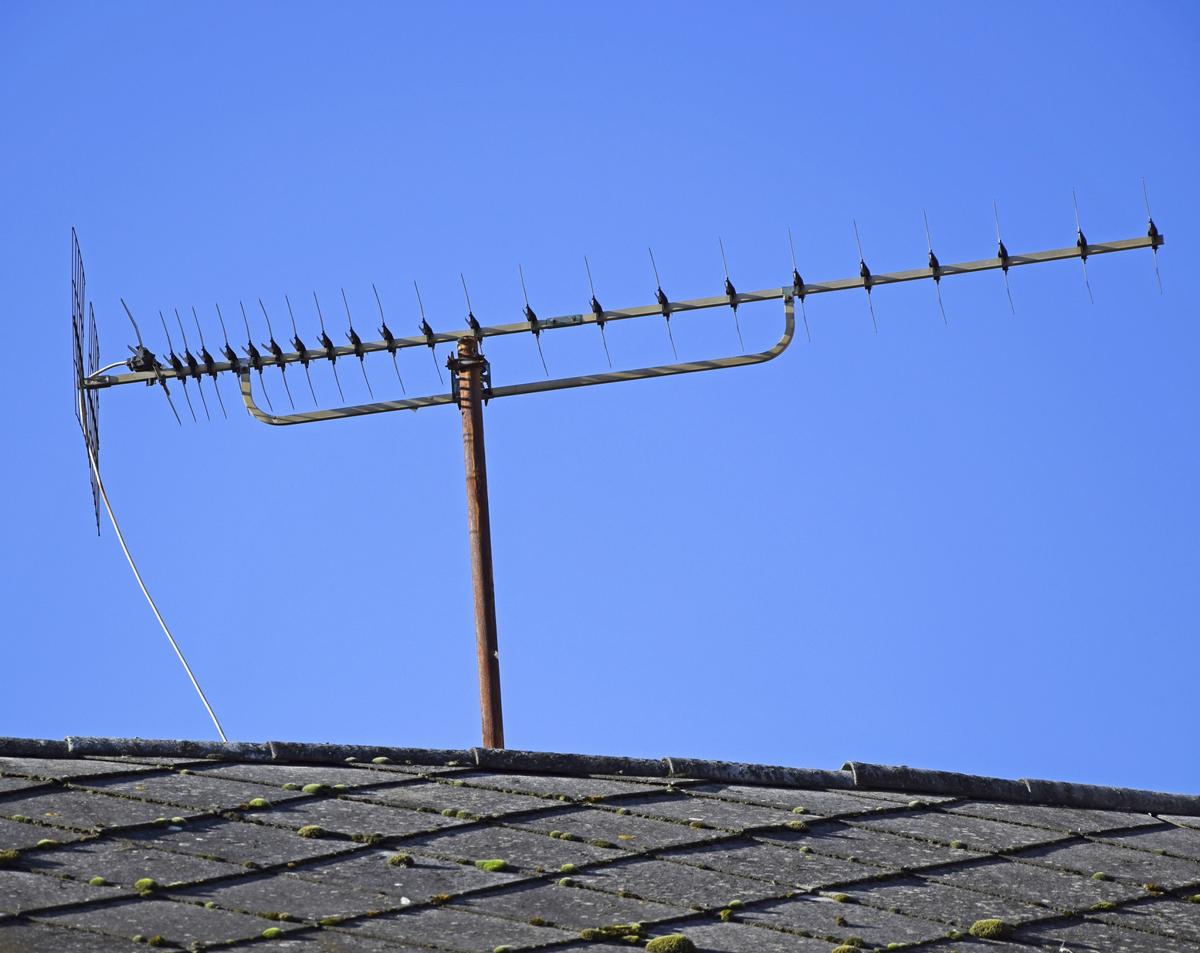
[3,3,1197,793]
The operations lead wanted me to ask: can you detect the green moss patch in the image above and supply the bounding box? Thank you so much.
[387,853,413,867]
[1090,900,1118,911]
[88,876,107,887]
[968,919,1014,940]
[261,927,284,938]
[245,798,272,810]
[133,878,159,895]
[474,858,510,873]
[580,923,645,942]
[0,850,21,866]
[296,825,324,839]
[645,935,696,953]
[301,783,331,795]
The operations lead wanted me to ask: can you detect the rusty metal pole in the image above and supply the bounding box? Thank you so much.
[451,336,504,749]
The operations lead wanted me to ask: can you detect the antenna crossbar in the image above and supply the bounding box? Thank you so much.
[85,234,1160,392]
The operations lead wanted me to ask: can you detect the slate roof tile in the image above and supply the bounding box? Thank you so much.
[928,855,1147,911]
[0,788,190,833]
[288,847,524,903]
[22,838,244,887]
[77,772,313,812]
[330,904,576,951]
[224,929,432,951]
[0,920,148,951]
[456,878,682,929]
[187,763,425,790]
[123,816,358,868]
[656,919,834,952]
[612,791,806,831]
[164,870,393,923]
[851,807,1073,852]
[686,783,911,817]
[398,823,624,872]
[760,819,986,870]
[508,804,726,851]
[946,799,1160,834]
[0,867,125,916]
[1086,896,1200,945]
[0,777,47,796]
[1010,838,1200,889]
[0,816,86,851]
[34,896,305,947]
[450,772,667,801]
[1095,822,1200,862]
[240,793,467,840]
[1015,914,1200,952]
[345,778,556,819]
[660,837,883,889]
[570,855,788,908]
[839,873,1048,929]
[0,758,155,781]
[736,892,955,946]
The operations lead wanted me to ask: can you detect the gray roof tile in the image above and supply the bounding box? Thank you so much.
[613,791,807,831]
[78,771,313,812]
[1011,838,1200,889]
[662,920,834,952]
[0,817,86,851]
[164,871,393,923]
[0,788,189,833]
[660,837,883,889]
[1096,823,1200,862]
[946,799,1159,834]
[0,758,154,781]
[331,904,576,951]
[241,792,467,840]
[761,820,986,870]
[188,762,424,789]
[225,930,432,951]
[388,823,621,872]
[686,783,911,817]
[736,892,954,946]
[346,778,557,818]
[451,771,668,801]
[840,873,1048,928]
[289,847,523,902]
[124,816,357,868]
[34,896,305,946]
[23,838,244,886]
[456,879,682,929]
[852,807,1072,852]
[0,920,148,951]
[0,777,47,796]
[1015,915,1200,952]
[571,855,787,908]
[508,804,725,851]
[1086,896,1200,945]
[929,855,1147,911]
[0,867,125,915]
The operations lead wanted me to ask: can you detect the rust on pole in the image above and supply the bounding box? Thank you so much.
[450,336,504,749]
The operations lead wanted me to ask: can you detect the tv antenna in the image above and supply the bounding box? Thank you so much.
[74,193,1165,748]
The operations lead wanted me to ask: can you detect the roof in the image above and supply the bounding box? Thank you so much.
[1,738,1198,952]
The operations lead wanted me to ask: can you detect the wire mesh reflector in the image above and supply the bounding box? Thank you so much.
[72,229,100,533]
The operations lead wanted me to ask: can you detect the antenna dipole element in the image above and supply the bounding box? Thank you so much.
[450,335,504,749]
